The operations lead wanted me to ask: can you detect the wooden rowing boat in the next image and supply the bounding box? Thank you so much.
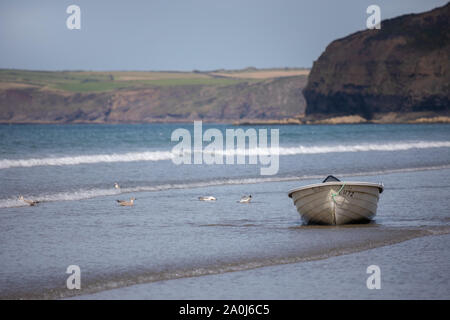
[288,176,383,225]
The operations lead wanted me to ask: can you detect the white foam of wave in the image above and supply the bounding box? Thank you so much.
[0,177,300,209]
[0,141,449,170]
[274,141,450,155]
[1,164,450,209]
[2,188,122,209]
[0,151,174,169]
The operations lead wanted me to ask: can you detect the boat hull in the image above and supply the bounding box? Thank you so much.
[288,182,383,225]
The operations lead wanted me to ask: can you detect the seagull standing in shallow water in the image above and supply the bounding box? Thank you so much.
[198,196,217,201]
[114,182,120,189]
[116,197,135,206]
[238,195,252,203]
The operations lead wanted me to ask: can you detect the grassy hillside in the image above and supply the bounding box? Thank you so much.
[0,68,308,123]
[0,69,255,92]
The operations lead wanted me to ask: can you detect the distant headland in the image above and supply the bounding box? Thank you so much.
[1,4,448,125]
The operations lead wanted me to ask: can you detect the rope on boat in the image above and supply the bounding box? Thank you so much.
[331,183,346,203]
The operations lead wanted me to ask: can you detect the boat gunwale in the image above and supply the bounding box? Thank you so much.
[288,181,384,198]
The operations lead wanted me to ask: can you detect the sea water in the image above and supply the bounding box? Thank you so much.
[0,123,449,298]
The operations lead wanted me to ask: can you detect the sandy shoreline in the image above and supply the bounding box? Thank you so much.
[3,224,447,299]
[70,230,450,300]
[235,113,450,125]
[2,112,450,125]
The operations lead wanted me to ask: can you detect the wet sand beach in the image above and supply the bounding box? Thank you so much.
[71,232,450,300]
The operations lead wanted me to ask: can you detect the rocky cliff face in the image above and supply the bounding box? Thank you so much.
[304,3,450,119]
[0,76,307,123]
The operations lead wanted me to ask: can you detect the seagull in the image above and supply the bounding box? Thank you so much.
[114,182,120,189]
[238,195,252,203]
[198,196,217,201]
[116,197,136,206]
[18,195,39,206]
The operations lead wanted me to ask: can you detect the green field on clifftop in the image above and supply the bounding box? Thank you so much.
[0,69,307,92]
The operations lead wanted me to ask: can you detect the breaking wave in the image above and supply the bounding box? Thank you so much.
[0,151,174,169]
[275,141,450,155]
[0,141,449,170]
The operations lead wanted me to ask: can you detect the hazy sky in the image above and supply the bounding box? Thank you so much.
[0,0,447,71]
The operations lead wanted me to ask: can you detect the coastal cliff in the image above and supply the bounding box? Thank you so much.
[304,3,450,120]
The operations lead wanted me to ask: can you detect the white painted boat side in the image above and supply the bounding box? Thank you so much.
[288,181,383,198]
[288,182,383,225]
